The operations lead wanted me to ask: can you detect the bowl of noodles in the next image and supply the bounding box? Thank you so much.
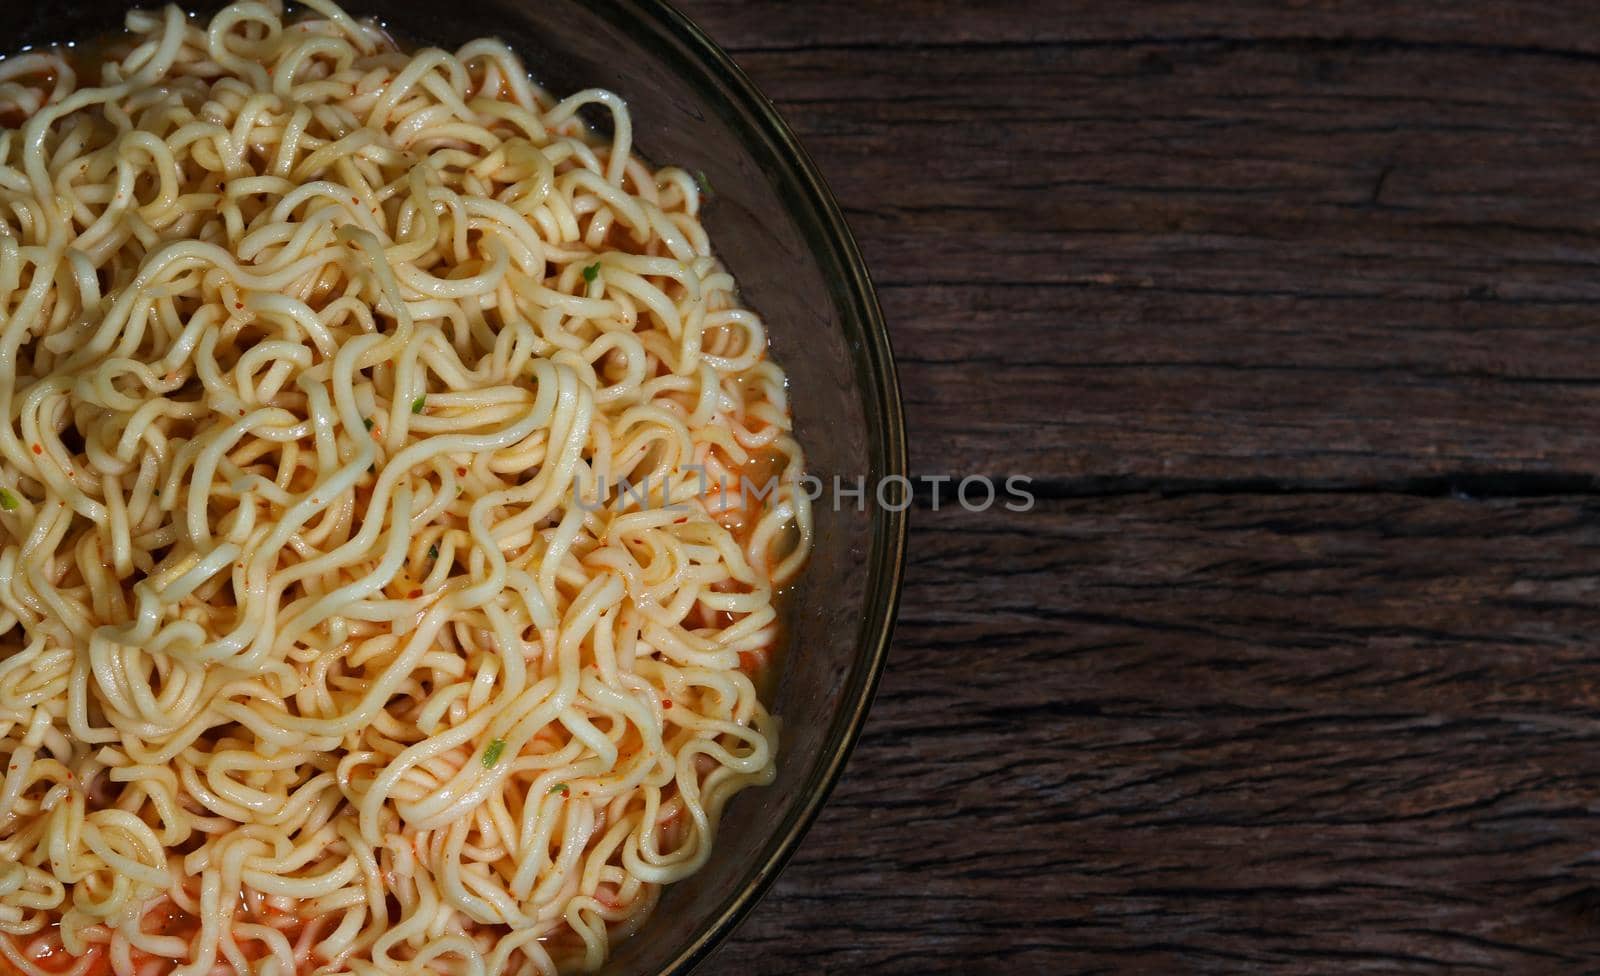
[0,1,905,974]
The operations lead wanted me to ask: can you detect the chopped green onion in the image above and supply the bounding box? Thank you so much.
[362,417,374,431]
[694,169,714,197]
[550,782,569,795]
[411,395,426,414]
[482,739,506,768]
[428,543,439,559]
[582,262,600,284]
[0,489,18,512]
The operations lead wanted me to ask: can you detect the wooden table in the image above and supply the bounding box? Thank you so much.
[679,2,1600,972]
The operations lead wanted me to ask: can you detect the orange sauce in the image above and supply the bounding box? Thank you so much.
[0,938,106,976]
[706,445,790,546]
[0,898,319,976]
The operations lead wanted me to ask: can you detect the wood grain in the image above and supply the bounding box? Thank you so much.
[711,496,1600,974]
[671,1,1600,973]
[687,0,1600,487]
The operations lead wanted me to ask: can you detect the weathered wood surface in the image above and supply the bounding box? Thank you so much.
[678,2,1600,973]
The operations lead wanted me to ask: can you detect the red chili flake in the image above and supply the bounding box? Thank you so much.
[662,700,672,709]
[408,589,422,599]
[457,467,467,477]
[30,444,41,455]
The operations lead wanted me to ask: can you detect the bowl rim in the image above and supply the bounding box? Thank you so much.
[599,1,908,973]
